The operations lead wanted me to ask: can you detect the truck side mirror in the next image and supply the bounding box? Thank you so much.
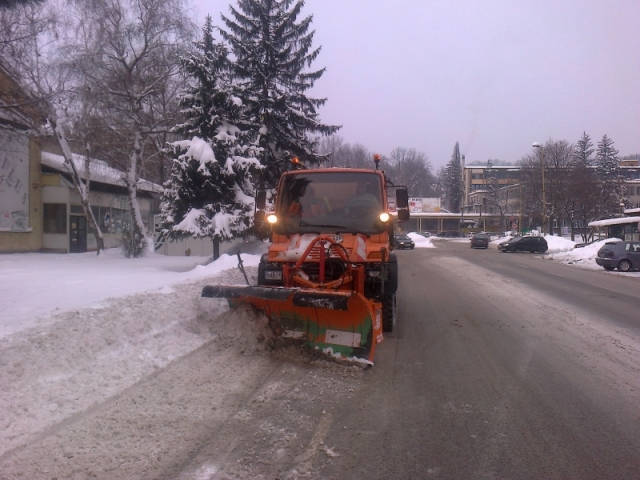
[256,190,267,210]
[397,209,409,221]
[396,188,409,209]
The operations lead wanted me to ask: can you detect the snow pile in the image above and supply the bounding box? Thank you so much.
[408,232,435,248]
[543,235,575,254]
[203,303,274,353]
[0,249,283,458]
[0,248,262,339]
[488,234,622,270]
[549,238,622,269]
[490,234,575,254]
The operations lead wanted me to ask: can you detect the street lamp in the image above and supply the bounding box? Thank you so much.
[532,142,545,235]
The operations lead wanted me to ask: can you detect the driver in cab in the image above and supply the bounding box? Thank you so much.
[345,180,379,215]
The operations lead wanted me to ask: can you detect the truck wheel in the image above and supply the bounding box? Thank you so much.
[257,254,267,285]
[382,293,396,332]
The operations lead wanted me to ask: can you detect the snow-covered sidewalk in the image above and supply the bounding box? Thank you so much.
[0,247,271,459]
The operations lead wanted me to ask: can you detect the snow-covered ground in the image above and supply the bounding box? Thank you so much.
[417,231,637,274]
[0,235,637,476]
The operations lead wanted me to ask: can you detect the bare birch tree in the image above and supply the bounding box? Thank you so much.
[67,0,195,256]
[387,147,433,197]
[519,139,573,235]
[0,0,107,253]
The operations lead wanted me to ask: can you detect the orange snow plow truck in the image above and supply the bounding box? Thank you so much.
[202,155,410,364]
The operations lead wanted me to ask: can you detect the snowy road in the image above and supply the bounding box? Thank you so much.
[315,244,640,479]
[1,244,639,479]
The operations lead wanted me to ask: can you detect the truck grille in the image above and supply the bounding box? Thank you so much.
[300,259,347,282]
[307,245,353,260]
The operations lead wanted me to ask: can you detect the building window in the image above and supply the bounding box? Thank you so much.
[43,203,67,234]
[636,186,640,196]
[91,205,113,232]
[111,208,131,234]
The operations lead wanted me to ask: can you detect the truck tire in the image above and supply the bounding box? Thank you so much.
[257,254,267,285]
[382,293,396,332]
[384,252,398,295]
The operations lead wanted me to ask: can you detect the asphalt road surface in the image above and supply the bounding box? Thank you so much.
[313,241,640,479]
[2,242,639,479]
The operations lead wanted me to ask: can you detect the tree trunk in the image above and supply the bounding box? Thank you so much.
[213,237,220,260]
[82,144,104,254]
[51,118,104,255]
[125,131,148,257]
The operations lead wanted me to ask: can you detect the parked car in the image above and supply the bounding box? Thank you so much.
[394,234,415,250]
[417,231,431,238]
[574,238,604,248]
[470,232,490,249]
[498,235,548,253]
[595,241,640,272]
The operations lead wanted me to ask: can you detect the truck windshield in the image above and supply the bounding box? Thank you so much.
[274,171,386,235]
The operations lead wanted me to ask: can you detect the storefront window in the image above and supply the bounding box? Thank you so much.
[111,208,131,234]
[90,206,112,232]
[43,203,67,234]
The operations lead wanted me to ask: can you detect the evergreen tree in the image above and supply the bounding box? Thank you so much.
[161,16,262,258]
[567,132,597,239]
[443,142,463,212]
[219,0,339,186]
[595,134,626,217]
[572,131,594,167]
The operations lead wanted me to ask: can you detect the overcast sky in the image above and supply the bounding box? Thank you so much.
[190,0,640,169]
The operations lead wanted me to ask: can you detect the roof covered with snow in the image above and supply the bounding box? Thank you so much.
[588,216,640,227]
[41,151,162,194]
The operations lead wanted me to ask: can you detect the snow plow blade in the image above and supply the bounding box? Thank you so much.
[202,285,383,363]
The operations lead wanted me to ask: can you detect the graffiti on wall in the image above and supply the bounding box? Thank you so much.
[0,130,29,231]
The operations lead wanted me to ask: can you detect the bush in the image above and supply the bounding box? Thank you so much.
[120,228,147,258]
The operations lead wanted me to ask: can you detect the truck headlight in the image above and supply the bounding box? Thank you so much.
[379,213,390,223]
[267,214,278,224]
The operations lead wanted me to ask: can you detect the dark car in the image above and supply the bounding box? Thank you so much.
[595,241,640,272]
[394,234,415,250]
[498,235,548,253]
[470,233,490,249]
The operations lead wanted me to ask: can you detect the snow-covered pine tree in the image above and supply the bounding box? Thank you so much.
[161,16,263,259]
[219,0,340,186]
[443,142,463,212]
[595,134,626,218]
